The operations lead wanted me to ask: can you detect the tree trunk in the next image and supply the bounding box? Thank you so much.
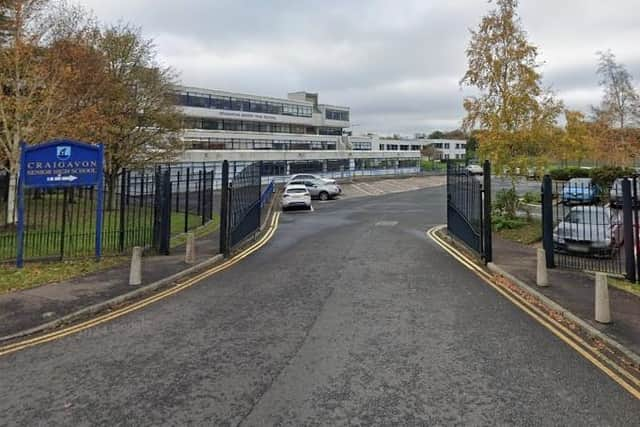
[5,172,17,225]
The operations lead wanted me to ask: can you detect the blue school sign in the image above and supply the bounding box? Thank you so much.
[16,140,105,267]
[22,140,103,188]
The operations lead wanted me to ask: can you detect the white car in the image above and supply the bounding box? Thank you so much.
[465,164,483,175]
[287,174,337,185]
[281,184,312,211]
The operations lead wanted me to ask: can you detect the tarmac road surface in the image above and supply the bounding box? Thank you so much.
[1,186,639,425]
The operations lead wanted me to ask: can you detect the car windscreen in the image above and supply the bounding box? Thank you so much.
[286,188,307,194]
[565,210,610,225]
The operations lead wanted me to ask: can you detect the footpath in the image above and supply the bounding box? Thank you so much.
[0,234,221,340]
[490,235,640,357]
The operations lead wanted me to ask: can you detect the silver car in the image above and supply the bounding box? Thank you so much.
[289,179,341,201]
[609,178,640,208]
[553,206,623,257]
[287,174,337,185]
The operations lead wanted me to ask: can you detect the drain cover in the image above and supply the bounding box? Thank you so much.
[375,221,398,227]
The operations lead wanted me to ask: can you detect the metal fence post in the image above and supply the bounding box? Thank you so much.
[159,169,172,256]
[542,175,555,268]
[622,178,636,282]
[184,168,190,233]
[633,176,640,283]
[118,169,127,253]
[220,160,230,258]
[483,160,492,263]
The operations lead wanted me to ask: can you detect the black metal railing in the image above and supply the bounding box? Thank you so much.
[0,164,221,263]
[446,160,492,262]
[542,175,639,280]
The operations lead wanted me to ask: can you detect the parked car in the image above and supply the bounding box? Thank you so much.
[553,206,623,257]
[287,174,338,186]
[289,179,341,201]
[609,178,640,208]
[465,164,483,175]
[281,184,311,211]
[561,178,600,204]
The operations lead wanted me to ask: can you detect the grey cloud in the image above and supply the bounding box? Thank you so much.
[77,0,640,136]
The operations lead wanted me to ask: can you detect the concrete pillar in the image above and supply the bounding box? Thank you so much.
[285,161,290,176]
[129,246,143,286]
[185,233,196,264]
[322,160,328,173]
[536,248,549,287]
[595,273,611,324]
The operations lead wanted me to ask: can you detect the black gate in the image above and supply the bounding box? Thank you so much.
[220,161,262,257]
[446,160,492,262]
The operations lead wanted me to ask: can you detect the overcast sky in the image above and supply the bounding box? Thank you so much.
[75,0,640,136]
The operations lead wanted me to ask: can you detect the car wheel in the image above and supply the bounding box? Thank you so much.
[319,191,329,201]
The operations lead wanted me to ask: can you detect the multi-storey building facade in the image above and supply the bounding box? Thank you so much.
[377,138,467,160]
[174,86,352,151]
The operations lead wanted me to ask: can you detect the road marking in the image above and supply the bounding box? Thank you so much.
[0,212,282,358]
[427,225,640,400]
[359,182,385,194]
[349,183,376,196]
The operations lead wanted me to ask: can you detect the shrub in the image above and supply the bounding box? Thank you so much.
[492,214,527,231]
[493,188,520,219]
[590,166,636,190]
[522,191,540,204]
[549,167,590,181]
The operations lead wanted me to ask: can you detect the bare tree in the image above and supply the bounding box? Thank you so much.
[593,50,640,129]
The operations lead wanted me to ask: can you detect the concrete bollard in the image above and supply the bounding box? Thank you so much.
[129,246,143,286]
[536,248,549,287]
[185,233,196,264]
[595,273,611,324]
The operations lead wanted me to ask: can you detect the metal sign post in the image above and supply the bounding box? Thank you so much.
[16,140,105,268]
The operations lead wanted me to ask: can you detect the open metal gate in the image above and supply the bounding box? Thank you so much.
[446,160,492,262]
[219,161,263,256]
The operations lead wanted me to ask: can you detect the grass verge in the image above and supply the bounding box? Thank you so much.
[0,218,220,295]
[608,277,640,298]
[0,257,126,295]
[494,218,542,245]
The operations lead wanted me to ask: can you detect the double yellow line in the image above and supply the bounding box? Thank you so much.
[427,225,640,400]
[0,212,281,358]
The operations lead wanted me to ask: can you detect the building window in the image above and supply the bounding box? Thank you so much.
[175,91,313,117]
[325,109,350,121]
[318,127,343,136]
[352,142,372,151]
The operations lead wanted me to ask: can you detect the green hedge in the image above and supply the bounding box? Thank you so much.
[549,166,636,189]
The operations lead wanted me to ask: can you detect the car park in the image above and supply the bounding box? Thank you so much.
[281,184,311,211]
[561,177,600,204]
[289,179,341,201]
[553,206,623,257]
[609,177,640,208]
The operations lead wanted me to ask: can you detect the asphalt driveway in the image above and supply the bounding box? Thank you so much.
[1,186,638,425]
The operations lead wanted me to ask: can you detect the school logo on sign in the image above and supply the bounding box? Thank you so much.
[56,146,71,161]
